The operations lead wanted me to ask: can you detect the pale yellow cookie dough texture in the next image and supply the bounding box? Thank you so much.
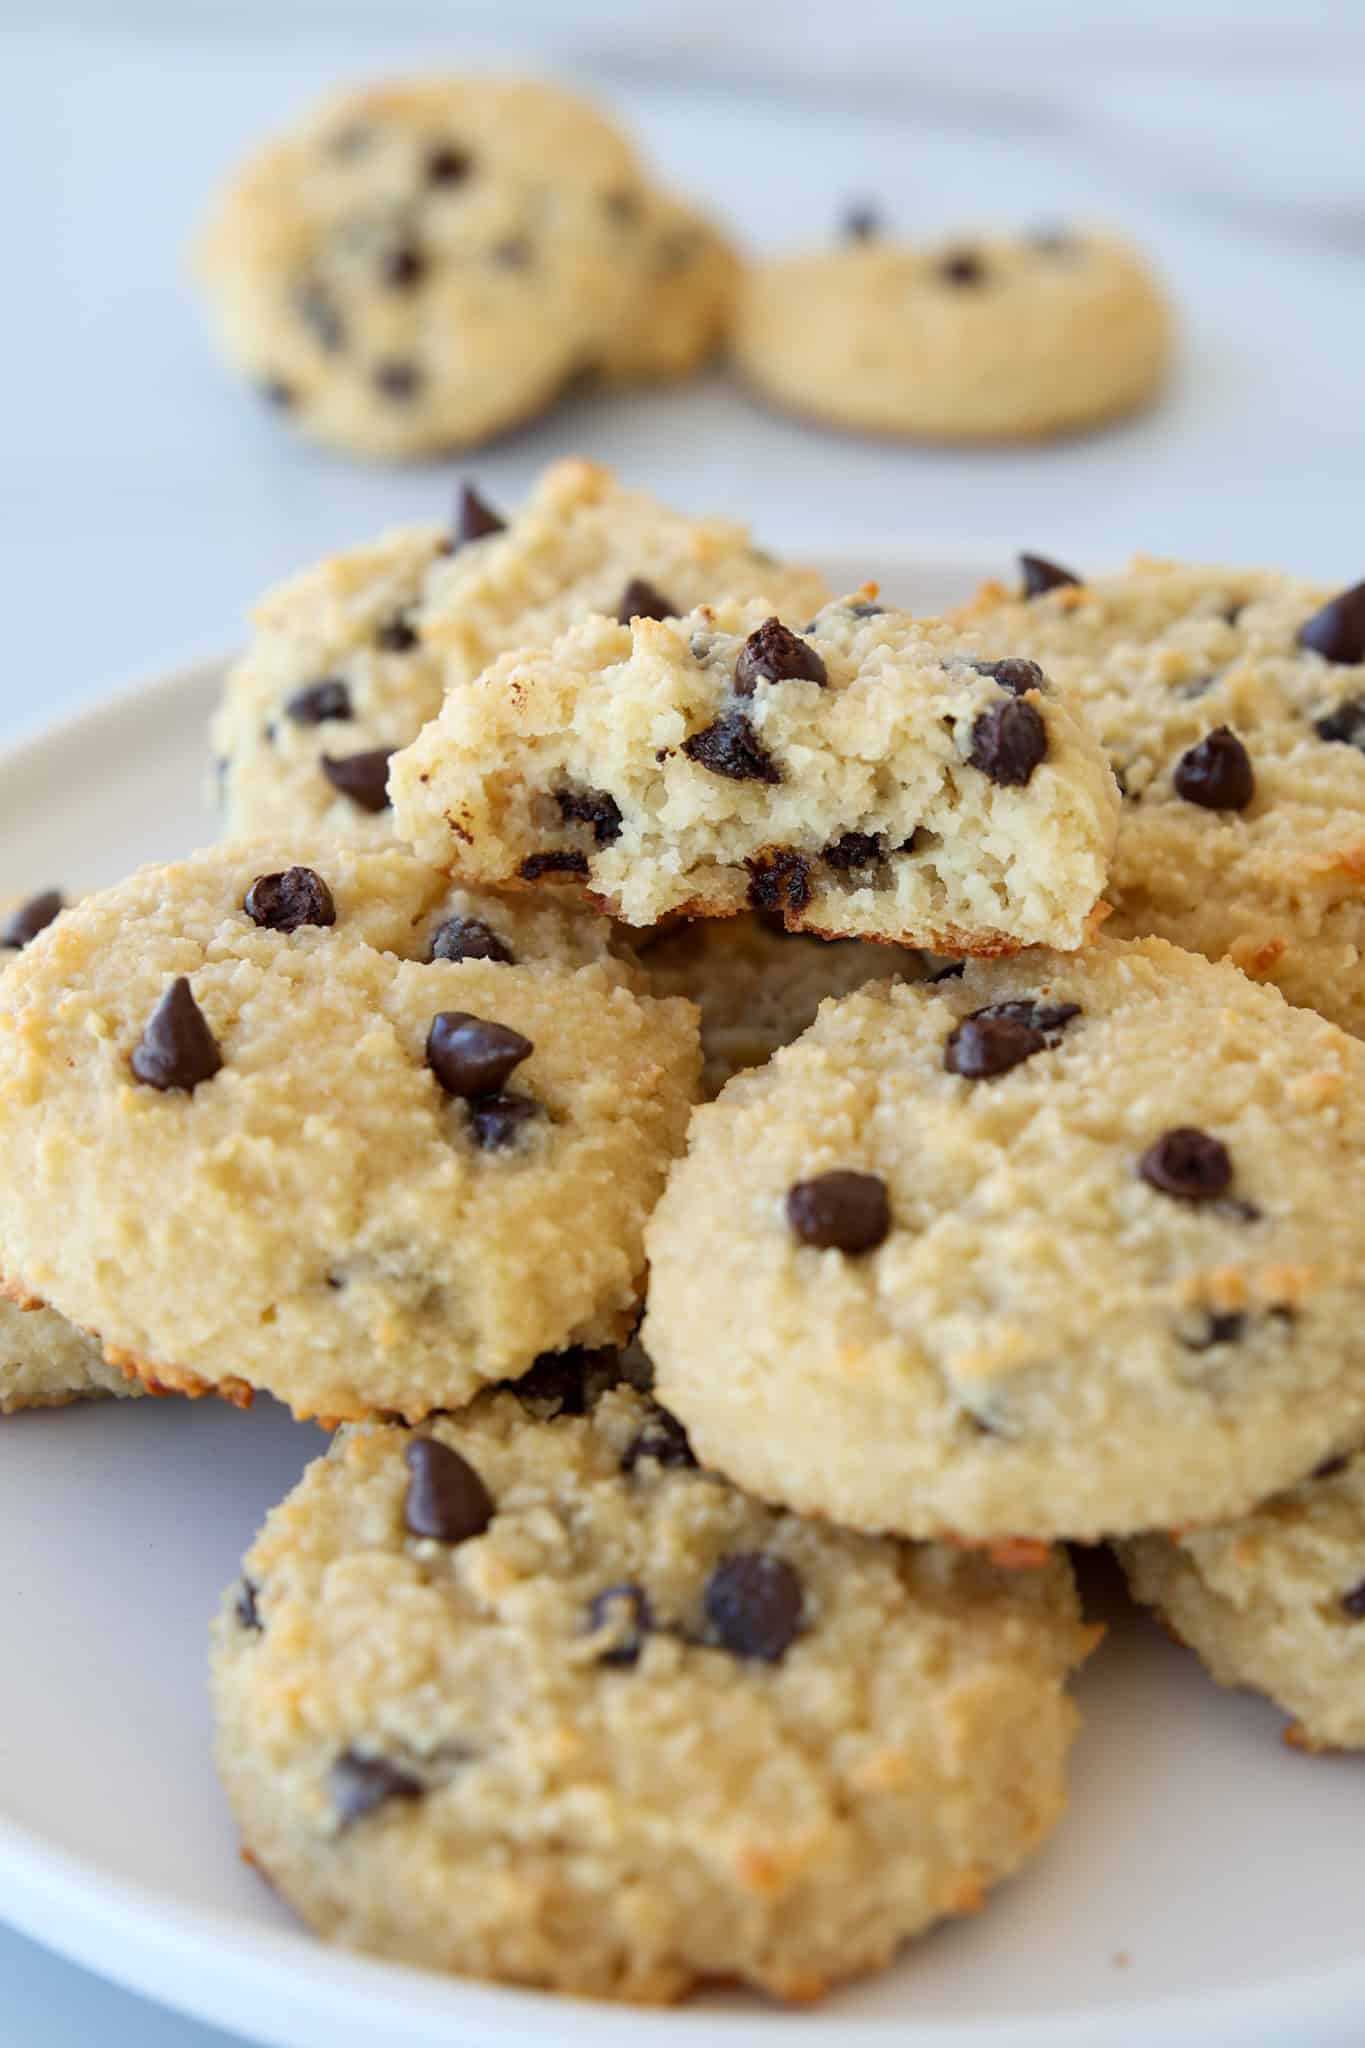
[194,77,736,458]
[391,595,1119,947]
[963,558,1365,1034]
[734,226,1170,441]
[0,841,698,1422]
[646,937,1365,1546]
[1121,1451,1365,1752]
[213,457,828,845]
[211,1381,1092,2003]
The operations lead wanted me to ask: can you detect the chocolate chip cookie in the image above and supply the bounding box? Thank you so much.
[211,1377,1092,2001]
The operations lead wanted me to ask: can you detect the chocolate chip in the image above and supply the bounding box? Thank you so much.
[786,1170,890,1253]
[260,377,295,408]
[512,1345,620,1416]
[0,889,63,950]
[427,144,471,184]
[704,1553,804,1662]
[1314,697,1365,748]
[1172,727,1254,811]
[330,1749,423,1828]
[1297,580,1365,664]
[1341,1579,1365,1620]
[403,1436,494,1544]
[286,677,352,724]
[380,243,426,289]
[468,1093,539,1149]
[294,280,346,353]
[1312,1453,1352,1482]
[616,577,677,624]
[683,712,782,783]
[927,960,965,982]
[603,188,642,225]
[1028,225,1075,255]
[428,915,514,965]
[943,999,1080,1080]
[376,614,419,653]
[426,1011,532,1099]
[1179,1311,1246,1352]
[938,248,984,286]
[745,848,812,916]
[244,866,336,933]
[519,850,589,880]
[372,360,421,400]
[973,998,1081,1038]
[847,599,883,618]
[971,657,1048,697]
[733,618,828,695]
[454,483,505,548]
[235,1577,262,1631]
[968,698,1048,785]
[320,748,392,812]
[1019,553,1080,598]
[822,831,883,871]
[586,1583,653,1666]
[130,978,222,1092]
[842,202,880,241]
[555,786,623,846]
[491,236,532,269]
[1139,1127,1232,1204]
[620,1407,697,1473]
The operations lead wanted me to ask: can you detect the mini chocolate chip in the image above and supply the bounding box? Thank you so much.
[321,748,392,812]
[244,866,336,933]
[373,360,421,400]
[519,849,590,880]
[938,248,984,286]
[587,1582,653,1666]
[945,1010,1047,1079]
[704,1553,804,1662]
[513,1345,619,1416]
[1028,225,1075,255]
[1313,1453,1352,1482]
[1177,675,1217,701]
[428,915,514,965]
[427,144,471,184]
[130,978,223,1092]
[971,657,1048,697]
[286,677,352,724]
[294,280,346,353]
[616,577,677,625]
[1019,553,1080,597]
[380,243,426,290]
[822,831,883,870]
[847,599,883,618]
[1139,1127,1232,1204]
[454,483,506,548]
[468,1092,539,1149]
[734,618,828,695]
[555,786,623,846]
[426,1011,532,1099]
[403,1436,494,1544]
[972,998,1080,1039]
[235,1577,262,1631]
[603,188,642,225]
[842,202,880,241]
[683,712,782,784]
[491,235,532,268]
[1313,697,1365,748]
[968,698,1048,785]
[927,960,966,982]
[376,614,419,653]
[621,1407,697,1473]
[1172,727,1254,811]
[745,849,812,916]
[330,1749,423,1828]
[0,889,63,950]
[260,377,295,408]
[1180,1310,1246,1352]
[1341,1579,1365,1620]
[1297,580,1365,665]
[786,1170,890,1254]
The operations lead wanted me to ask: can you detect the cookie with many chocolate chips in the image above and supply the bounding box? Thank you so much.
[0,841,696,1421]
[193,77,735,459]
[1121,1452,1365,1752]
[391,592,1119,947]
[961,557,1365,1035]
[210,1382,1092,2002]
[645,937,1365,1545]
[213,459,826,845]
[733,226,1170,442]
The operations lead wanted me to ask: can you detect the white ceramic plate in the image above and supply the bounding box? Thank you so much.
[1,546,1363,2048]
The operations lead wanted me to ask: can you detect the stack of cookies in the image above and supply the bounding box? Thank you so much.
[5,461,1365,2004]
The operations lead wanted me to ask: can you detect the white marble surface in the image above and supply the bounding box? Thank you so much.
[1,8,1363,2043]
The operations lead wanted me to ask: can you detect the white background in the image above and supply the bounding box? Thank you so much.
[4,1,1365,2040]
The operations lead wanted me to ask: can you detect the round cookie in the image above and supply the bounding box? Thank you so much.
[211,1375,1092,2003]
[213,458,827,844]
[0,841,697,1421]
[964,556,1365,1035]
[640,914,929,1098]
[194,77,733,458]
[645,936,1365,1546]
[733,225,1170,442]
[1121,1452,1365,1751]
[597,194,740,385]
